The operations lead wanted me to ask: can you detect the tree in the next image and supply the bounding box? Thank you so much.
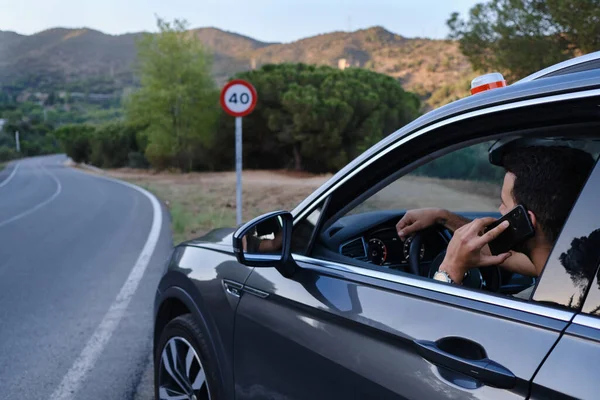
[125,17,218,171]
[212,63,421,173]
[53,124,95,163]
[447,0,600,81]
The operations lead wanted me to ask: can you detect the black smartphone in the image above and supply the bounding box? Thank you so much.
[485,204,535,255]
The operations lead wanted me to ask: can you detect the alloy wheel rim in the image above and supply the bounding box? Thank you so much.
[158,336,211,400]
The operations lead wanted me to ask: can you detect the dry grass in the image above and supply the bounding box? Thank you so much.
[107,169,330,245]
[107,168,500,245]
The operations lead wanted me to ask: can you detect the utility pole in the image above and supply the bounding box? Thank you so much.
[15,131,20,152]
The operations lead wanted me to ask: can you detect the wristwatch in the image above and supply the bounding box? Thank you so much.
[433,270,455,284]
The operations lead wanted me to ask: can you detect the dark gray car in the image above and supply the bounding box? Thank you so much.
[153,53,600,400]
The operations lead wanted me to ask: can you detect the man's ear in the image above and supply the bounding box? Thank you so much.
[528,210,537,229]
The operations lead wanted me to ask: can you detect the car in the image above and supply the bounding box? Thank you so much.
[153,51,600,400]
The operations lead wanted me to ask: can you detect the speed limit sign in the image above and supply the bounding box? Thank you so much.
[220,79,258,226]
[220,79,257,117]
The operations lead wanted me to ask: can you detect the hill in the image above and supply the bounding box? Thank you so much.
[0,26,475,109]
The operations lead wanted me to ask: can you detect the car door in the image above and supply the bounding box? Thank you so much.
[233,240,573,400]
[528,162,600,400]
[231,132,592,400]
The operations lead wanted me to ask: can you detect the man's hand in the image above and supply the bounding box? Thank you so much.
[396,208,445,240]
[439,217,513,283]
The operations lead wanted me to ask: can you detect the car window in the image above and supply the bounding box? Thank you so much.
[291,200,327,255]
[535,158,600,310]
[308,135,599,304]
[349,140,502,215]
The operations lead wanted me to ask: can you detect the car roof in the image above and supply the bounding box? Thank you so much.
[292,65,600,218]
[516,50,600,83]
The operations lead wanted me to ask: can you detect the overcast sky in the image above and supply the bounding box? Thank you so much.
[0,0,480,42]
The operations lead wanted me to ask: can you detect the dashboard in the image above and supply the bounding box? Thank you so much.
[331,213,449,271]
[319,210,500,272]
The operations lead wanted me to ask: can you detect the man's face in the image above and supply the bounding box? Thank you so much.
[499,171,537,256]
[498,172,517,216]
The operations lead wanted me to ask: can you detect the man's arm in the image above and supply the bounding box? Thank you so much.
[396,208,471,239]
[436,209,473,232]
[493,250,538,277]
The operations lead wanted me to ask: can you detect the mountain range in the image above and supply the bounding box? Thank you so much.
[0,26,475,108]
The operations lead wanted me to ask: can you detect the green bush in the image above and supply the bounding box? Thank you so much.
[127,152,149,169]
[0,146,17,162]
[54,124,95,163]
[89,122,144,168]
[53,122,147,168]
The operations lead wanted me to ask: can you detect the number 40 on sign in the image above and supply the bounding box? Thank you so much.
[220,79,258,226]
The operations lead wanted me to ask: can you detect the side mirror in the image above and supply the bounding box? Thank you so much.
[232,211,293,267]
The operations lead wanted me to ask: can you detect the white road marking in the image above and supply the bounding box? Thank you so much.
[0,162,62,228]
[49,172,163,400]
[0,162,20,189]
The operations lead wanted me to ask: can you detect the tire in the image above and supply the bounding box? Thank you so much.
[154,314,222,400]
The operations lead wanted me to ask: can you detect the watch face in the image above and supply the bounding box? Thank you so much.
[434,271,452,283]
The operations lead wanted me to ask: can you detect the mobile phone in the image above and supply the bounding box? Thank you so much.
[485,205,535,255]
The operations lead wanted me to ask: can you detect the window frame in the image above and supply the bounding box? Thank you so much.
[290,197,330,256]
[289,88,600,321]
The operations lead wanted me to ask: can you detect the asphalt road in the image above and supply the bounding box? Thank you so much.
[0,155,172,400]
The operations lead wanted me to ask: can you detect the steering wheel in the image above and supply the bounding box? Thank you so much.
[407,232,424,276]
[408,231,502,292]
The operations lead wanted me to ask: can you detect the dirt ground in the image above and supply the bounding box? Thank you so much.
[108,169,332,244]
[108,168,500,245]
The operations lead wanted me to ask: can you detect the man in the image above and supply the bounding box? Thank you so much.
[396,145,595,286]
[242,229,283,253]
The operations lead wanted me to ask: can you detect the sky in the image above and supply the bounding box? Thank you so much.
[0,0,480,42]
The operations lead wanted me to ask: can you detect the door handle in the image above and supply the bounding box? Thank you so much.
[222,279,243,297]
[413,339,516,389]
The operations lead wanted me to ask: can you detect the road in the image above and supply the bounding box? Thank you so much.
[0,155,172,400]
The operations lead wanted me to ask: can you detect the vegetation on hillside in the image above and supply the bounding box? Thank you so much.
[0,101,62,161]
[0,28,137,94]
[0,25,473,111]
[448,0,600,81]
[0,89,123,161]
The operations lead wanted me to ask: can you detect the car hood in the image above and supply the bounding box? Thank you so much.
[182,227,235,247]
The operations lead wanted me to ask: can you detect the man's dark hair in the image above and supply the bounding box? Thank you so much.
[502,146,595,244]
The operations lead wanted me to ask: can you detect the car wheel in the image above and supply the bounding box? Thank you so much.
[155,314,220,400]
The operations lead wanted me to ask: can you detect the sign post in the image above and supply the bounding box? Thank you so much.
[220,79,258,226]
[235,116,242,226]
